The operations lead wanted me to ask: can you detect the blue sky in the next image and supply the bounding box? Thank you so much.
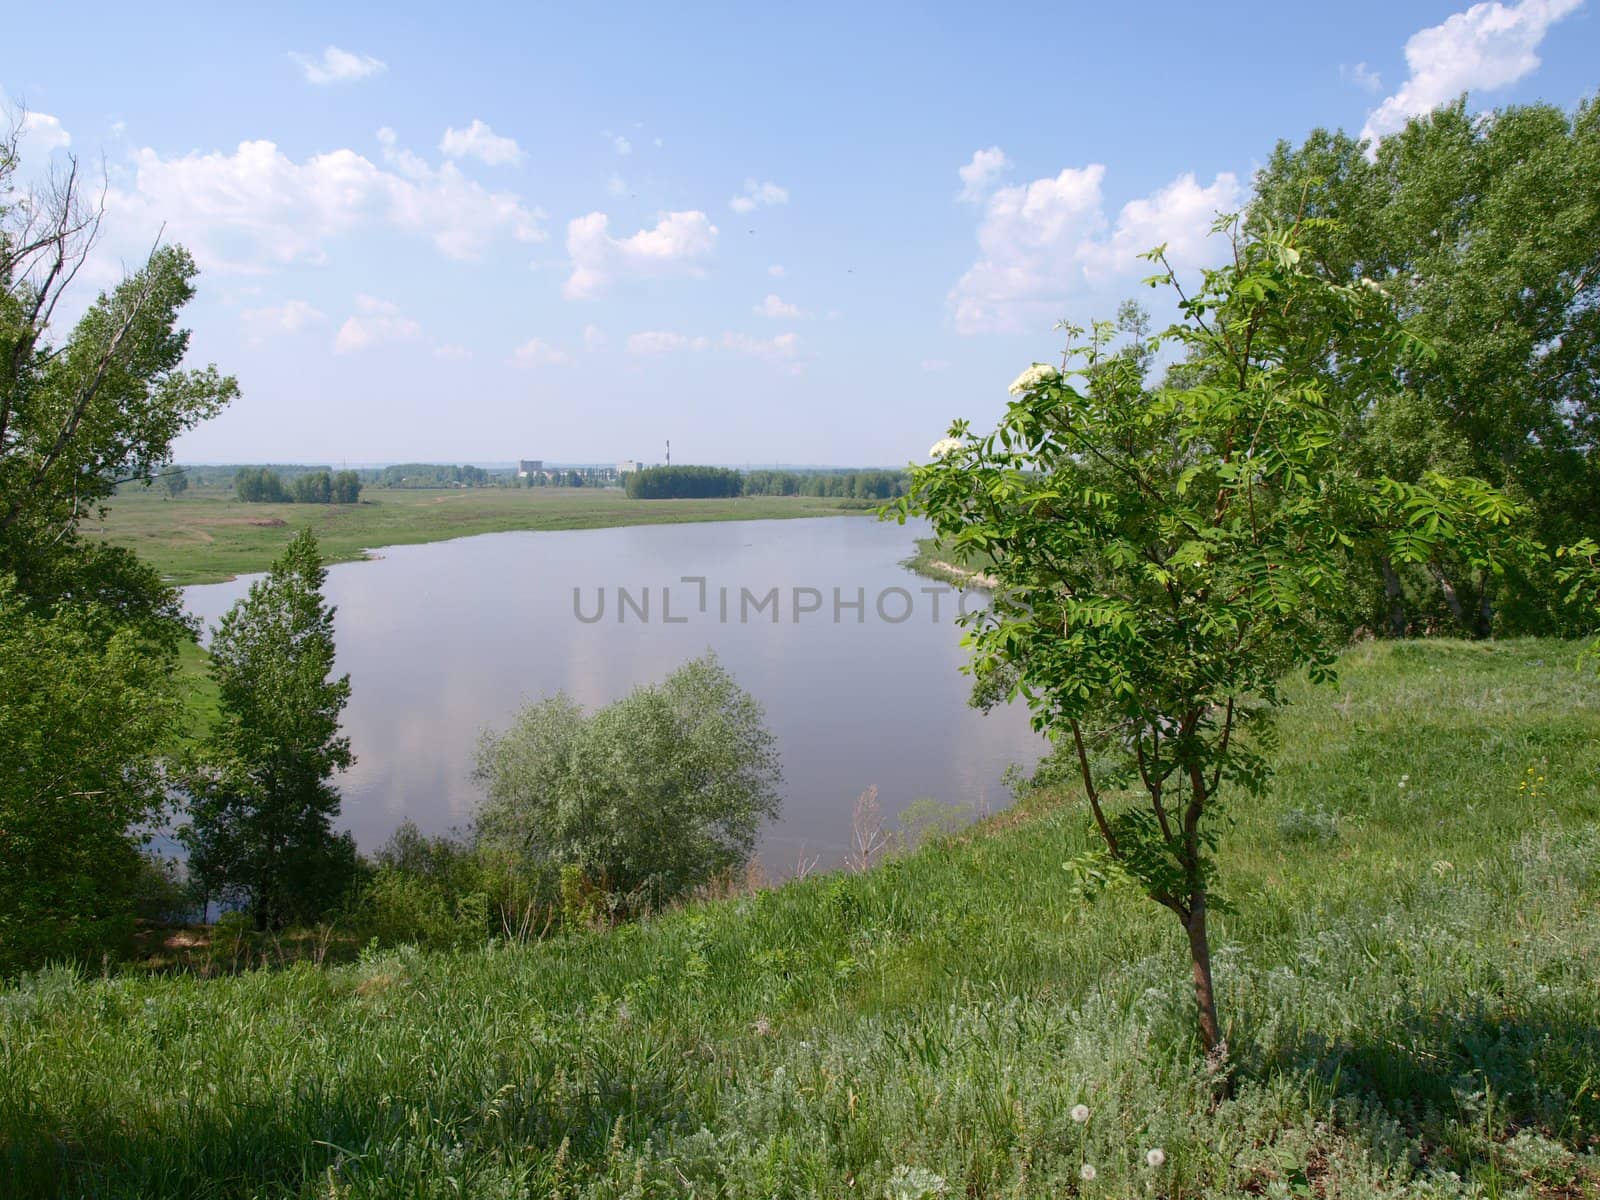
[3,0,1595,466]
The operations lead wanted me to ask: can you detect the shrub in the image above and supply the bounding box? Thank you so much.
[474,652,781,915]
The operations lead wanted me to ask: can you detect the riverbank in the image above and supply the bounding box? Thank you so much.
[4,638,1597,1196]
[902,535,999,587]
[92,488,868,585]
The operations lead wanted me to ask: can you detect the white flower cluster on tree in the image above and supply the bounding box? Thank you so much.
[928,436,965,460]
[1008,363,1059,395]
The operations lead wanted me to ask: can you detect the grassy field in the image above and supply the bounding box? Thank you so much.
[4,639,1599,1197]
[92,487,867,585]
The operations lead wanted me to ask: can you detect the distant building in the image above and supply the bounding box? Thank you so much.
[517,459,543,477]
[617,459,641,475]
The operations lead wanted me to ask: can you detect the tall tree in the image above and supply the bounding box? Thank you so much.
[182,530,356,929]
[1,123,237,626]
[0,120,235,970]
[1250,96,1600,635]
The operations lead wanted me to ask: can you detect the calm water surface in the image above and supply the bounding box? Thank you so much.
[182,517,1044,871]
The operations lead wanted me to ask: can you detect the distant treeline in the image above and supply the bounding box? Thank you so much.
[624,466,741,499]
[370,463,495,488]
[742,469,909,499]
[625,466,910,500]
[236,467,362,504]
[166,463,333,489]
[170,462,908,500]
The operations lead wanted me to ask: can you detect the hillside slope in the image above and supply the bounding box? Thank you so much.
[3,640,1598,1198]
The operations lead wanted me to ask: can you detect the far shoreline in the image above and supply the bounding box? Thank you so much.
[94,487,876,587]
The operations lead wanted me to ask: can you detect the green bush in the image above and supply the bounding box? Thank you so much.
[474,652,781,915]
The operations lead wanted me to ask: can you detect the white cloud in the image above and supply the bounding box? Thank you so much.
[767,263,785,277]
[754,293,802,319]
[241,299,325,343]
[292,46,387,85]
[950,157,1241,334]
[729,179,788,214]
[439,119,523,167]
[920,358,951,372]
[1341,61,1385,93]
[563,209,718,298]
[334,295,420,354]
[19,111,71,153]
[605,131,632,155]
[1362,0,1583,143]
[958,146,1010,202]
[582,323,607,350]
[512,337,571,366]
[627,330,709,355]
[722,330,797,363]
[433,343,472,360]
[1084,171,1241,282]
[104,137,545,272]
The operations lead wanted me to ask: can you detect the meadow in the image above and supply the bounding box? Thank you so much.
[2,638,1597,1198]
[91,487,864,585]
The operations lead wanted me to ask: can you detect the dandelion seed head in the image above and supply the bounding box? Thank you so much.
[1145,1148,1166,1168]
[1070,1103,1090,1123]
[1079,1163,1097,1181]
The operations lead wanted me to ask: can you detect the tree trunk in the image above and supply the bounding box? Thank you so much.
[1474,573,1494,639]
[1379,555,1406,638]
[1184,896,1223,1053]
[1429,563,1470,633]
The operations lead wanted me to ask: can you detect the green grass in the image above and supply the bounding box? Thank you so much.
[92,488,865,585]
[174,635,220,737]
[4,639,1600,1197]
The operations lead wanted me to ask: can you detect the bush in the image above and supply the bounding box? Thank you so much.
[474,652,781,915]
[354,870,467,948]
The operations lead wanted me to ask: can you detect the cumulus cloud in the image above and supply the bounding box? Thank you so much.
[439,119,523,167]
[19,111,71,153]
[334,295,420,354]
[1362,0,1583,143]
[103,136,545,272]
[754,293,802,319]
[958,146,1010,202]
[627,330,709,355]
[563,209,718,298]
[512,337,570,366]
[240,299,325,344]
[949,156,1240,334]
[730,179,788,214]
[291,46,387,85]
